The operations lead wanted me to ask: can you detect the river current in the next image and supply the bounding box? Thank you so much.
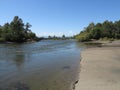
[0,40,83,90]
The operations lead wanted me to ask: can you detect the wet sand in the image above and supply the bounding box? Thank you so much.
[75,42,120,90]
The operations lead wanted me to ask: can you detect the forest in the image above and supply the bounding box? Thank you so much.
[1,16,120,43]
[47,35,73,40]
[0,16,40,43]
[75,20,120,42]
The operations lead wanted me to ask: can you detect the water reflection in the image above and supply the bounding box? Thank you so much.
[14,53,25,68]
[0,40,82,90]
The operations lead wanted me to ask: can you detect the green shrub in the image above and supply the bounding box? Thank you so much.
[75,32,90,42]
[0,38,5,42]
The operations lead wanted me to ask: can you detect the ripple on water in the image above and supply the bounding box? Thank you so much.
[0,40,82,90]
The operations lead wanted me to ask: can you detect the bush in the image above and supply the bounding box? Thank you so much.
[0,38,5,42]
[75,32,90,42]
[100,37,114,41]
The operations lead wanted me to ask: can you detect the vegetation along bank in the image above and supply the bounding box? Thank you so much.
[0,16,41,43]
[75,20,120,42]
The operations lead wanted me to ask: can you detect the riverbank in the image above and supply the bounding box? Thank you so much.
[75,41,120,90]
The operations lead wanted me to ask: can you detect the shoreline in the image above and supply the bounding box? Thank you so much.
[75,41,120,90]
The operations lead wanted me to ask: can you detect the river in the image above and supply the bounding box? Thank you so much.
[0,40,83,90]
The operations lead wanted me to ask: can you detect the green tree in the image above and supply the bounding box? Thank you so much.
[0,16,40,43]
[86,22,95,32]
[75,20,120,42]
[102,21,114,38]
[48,35,52,39]
[25,22,32,31]
[90,28,101,39]
[62,34,65,38]
[114,20,120,39]
[9,16,25,42]
[0,25,2,38]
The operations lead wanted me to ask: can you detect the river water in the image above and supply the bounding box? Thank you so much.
[0,40,83,90]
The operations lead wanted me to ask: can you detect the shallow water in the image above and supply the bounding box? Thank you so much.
[0,40,83,90]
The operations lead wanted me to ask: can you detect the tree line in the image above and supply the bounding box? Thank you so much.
[47,35,73,40]
[0,16,41,43]
[75,20,120,42]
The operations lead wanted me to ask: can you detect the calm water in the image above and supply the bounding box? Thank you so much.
[0,40,83,90]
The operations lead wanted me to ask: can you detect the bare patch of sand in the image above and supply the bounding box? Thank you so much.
[75,47,120,90]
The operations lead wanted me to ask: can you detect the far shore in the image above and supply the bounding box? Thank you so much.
[0,39,42,44]
[75,40,120,90]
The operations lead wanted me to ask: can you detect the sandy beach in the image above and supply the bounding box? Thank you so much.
[75,41,120,90]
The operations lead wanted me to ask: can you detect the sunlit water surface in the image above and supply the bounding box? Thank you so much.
[0,40,84,90]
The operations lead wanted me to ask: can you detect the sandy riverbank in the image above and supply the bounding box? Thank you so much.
[75,43,120,90]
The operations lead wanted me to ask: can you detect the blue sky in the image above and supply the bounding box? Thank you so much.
[0,0,120,37]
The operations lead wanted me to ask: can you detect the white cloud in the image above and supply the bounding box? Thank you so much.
[37,32,64,37]
[67,30,77,36]
[36,30,76,37]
